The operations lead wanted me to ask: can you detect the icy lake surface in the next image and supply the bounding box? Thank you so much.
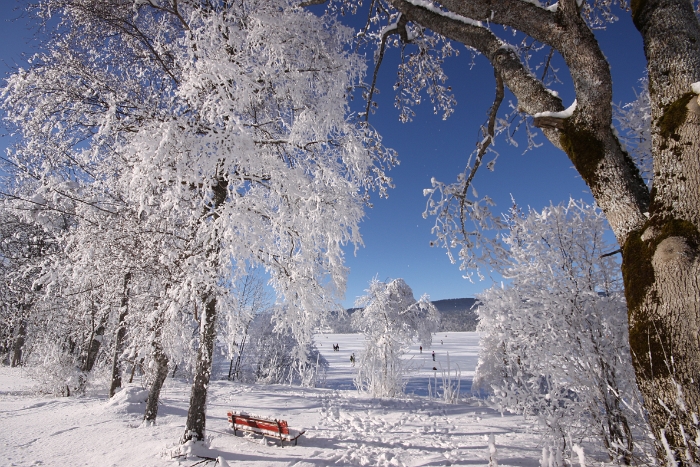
[316,332,481,395]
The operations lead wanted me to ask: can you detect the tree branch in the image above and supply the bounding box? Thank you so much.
[388,0,650,244]
[365,15,410,121]
[459,70,504,238]
[299,0,327,6]
[388,0,564,117]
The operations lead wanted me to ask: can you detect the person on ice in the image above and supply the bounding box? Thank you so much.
[419,346,423,353]
[432,351,435,361]
[350,353,355,367]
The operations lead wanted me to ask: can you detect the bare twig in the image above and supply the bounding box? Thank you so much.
[600,248,622,258]
[299,0,327,7]
[365,15,409,121]
[458,69,504,237]
[189,456,218,466]
[541,46,555,82]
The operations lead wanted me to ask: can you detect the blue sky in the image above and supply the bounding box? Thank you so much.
[0,2,648,308]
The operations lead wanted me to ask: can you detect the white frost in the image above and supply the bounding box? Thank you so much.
[572,445,586,467]
[520,0,558,11]
[405,0,483,27]
[533,99,577,119]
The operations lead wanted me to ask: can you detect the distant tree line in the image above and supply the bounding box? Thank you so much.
[326,297,479,333]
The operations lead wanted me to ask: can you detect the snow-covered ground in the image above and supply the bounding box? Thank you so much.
[316,332,480,396]
[1,332,544,467]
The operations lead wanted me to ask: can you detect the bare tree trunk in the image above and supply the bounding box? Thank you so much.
[77,316,105,394]
[230,334,247,381]
[143,304,169,423]
[143,346,169,423]
[110,272,131,398]
[128,356,143,384]
[181,294,217,443]
[625,1,700,464]
[82,323,105,373]
[181,172,227,444]
[10,318,26,367]
[598,361,633,465]
[81,300,108,378]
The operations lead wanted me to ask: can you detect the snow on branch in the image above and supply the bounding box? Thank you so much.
[533,99,577,129]
[404,0,483,27]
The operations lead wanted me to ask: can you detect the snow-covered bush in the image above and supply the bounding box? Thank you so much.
[353,278,439,397]
[474,199,651,464]
[26,339,83,396]
[234,311,327,387]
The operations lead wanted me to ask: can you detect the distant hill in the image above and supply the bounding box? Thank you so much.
[431,298,480,332]
[326,298,480,333]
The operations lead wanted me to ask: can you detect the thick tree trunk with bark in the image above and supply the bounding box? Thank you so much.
[143,345,169,423]
[110,272,131,398]
[143,307,169,423]
[624,1,700,463]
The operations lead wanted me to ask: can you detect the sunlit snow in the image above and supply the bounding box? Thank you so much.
[0,332,556,467]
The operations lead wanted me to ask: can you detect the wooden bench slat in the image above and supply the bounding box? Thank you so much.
[226,411,305,446]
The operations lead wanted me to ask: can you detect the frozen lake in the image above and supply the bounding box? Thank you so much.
[314,331,482,396]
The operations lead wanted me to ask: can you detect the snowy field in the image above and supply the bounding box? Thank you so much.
[1,332,548,467]
[316,332,481,396]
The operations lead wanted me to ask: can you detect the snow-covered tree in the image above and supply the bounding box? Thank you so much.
[0,205,58,368]
[224,271,273,382]
[474,200,650,464]
[1,0,395,443]
[353,278,439,397]
[615,77,652,187]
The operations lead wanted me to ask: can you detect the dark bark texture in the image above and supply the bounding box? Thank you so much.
[10,319,26,368]
[144,308,169,423]
[81,311,106,374]
[180,294,218,442]
[626,0,700,462]
[143,346,169,423]
[110,272,132,398]
[181,174,228,443]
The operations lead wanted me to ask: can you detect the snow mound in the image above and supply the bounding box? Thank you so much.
[106,385,148,412]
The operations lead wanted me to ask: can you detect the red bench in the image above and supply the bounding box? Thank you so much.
[227,411,306,446]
